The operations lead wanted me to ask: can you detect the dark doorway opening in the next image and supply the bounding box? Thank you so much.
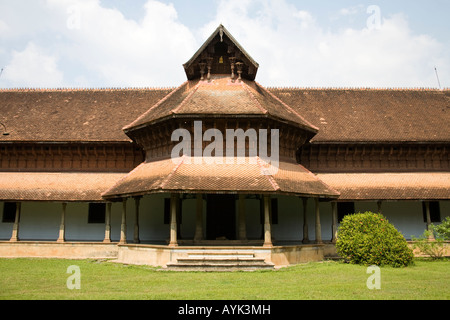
[206,194,236,240]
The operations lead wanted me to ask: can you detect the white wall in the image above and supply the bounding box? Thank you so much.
[1,199,448,242]
[16,202,60,240]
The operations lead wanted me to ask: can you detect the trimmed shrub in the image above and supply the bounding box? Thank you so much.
[336,212,414,267]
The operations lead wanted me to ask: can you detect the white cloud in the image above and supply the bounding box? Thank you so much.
[1,0,197,88]
[3,42,64,88]
[0,19,8,35]
[0,0,448,89]
[338,5,364,16]
[202,0,447,88]
[45,0,197,87]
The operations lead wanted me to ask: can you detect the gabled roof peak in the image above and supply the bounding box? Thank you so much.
[183,25,259,81]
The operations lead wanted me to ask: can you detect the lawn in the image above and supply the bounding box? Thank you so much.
[0,258,448,300]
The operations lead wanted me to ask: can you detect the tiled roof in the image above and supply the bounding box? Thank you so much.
[270,88,450,143]
[183,24,259,81]
[1,87,448,144]
[0,172,126,202]
[123,76,319,134]
[0,88,172,142]
[317,172,450,200]
[102,157,339,199]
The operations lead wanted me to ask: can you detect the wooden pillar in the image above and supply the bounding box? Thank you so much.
[169,194,179,247]
[103,202,112,243]
[263,195,272,247]
[134,197,140,244]
[119,198,127,244]
[238,194,247,241]
[302,198,309,244]
[9,202,21,242]
[377,201,383,214]
[194,194,203,241]
[57,203,67,243]
[331,201,337,244]
[424,201,435,240]
[315,198,322,244]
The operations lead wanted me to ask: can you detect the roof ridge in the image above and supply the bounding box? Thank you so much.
[123,81,189,131]
[160,156,185,189]
[256,156,280,191]
[267,86,447,91]
[171,81,202,114]
[0,87,175,92]
[255,81,319,132]
[101,162,146,198]
[240,81,269,114]
[296,162,341,197]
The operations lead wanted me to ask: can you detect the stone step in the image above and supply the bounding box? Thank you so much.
[187,253,255,259]
[174,258,269,266]
[162,249,274,271]
[164,262,274,272]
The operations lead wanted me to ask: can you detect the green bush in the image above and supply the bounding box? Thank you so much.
[433,216,450,240]
[411,230,446,259]
[336,212,414,267]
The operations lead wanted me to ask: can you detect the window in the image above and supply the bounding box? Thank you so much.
[422,202,441,223]
[2,202,17,223]
[337,202,355,223]
[88,203,106,224]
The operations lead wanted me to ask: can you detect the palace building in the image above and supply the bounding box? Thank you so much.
[0,25,449,270]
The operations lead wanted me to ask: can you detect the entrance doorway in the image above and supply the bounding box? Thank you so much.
[206,194,236,240]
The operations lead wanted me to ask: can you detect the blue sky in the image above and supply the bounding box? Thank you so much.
[0,0,448,88]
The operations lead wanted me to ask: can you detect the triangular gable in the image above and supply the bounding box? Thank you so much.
[183,25,259,81]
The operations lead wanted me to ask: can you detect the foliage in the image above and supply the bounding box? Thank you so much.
[411,229,446,259]
[433,216,450,240]
[1,258,449,300]
[336,212,414,267]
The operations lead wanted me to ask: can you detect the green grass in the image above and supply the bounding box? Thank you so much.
[0,258,449,300]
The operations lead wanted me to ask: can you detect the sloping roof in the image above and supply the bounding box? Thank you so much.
[123,76,318,135]
[0,172,126,202]
[270,88,450,143]
[1,87,448,144]
[102,157,339,199]
[317,172,450,200]
[0,88,172,142]
[183,24,259,80]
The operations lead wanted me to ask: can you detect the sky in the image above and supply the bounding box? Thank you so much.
[0,0,448,89]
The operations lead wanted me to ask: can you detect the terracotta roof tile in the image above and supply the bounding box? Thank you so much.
[1,87,448,143]
[317,172,450,200]
[0,172,126,202]
[0,88,172,142]
[123,77,319,134]
[102,157,339,199]
[271,88,450,143]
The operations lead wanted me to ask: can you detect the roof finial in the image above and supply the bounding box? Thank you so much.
[219,25,224,42]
